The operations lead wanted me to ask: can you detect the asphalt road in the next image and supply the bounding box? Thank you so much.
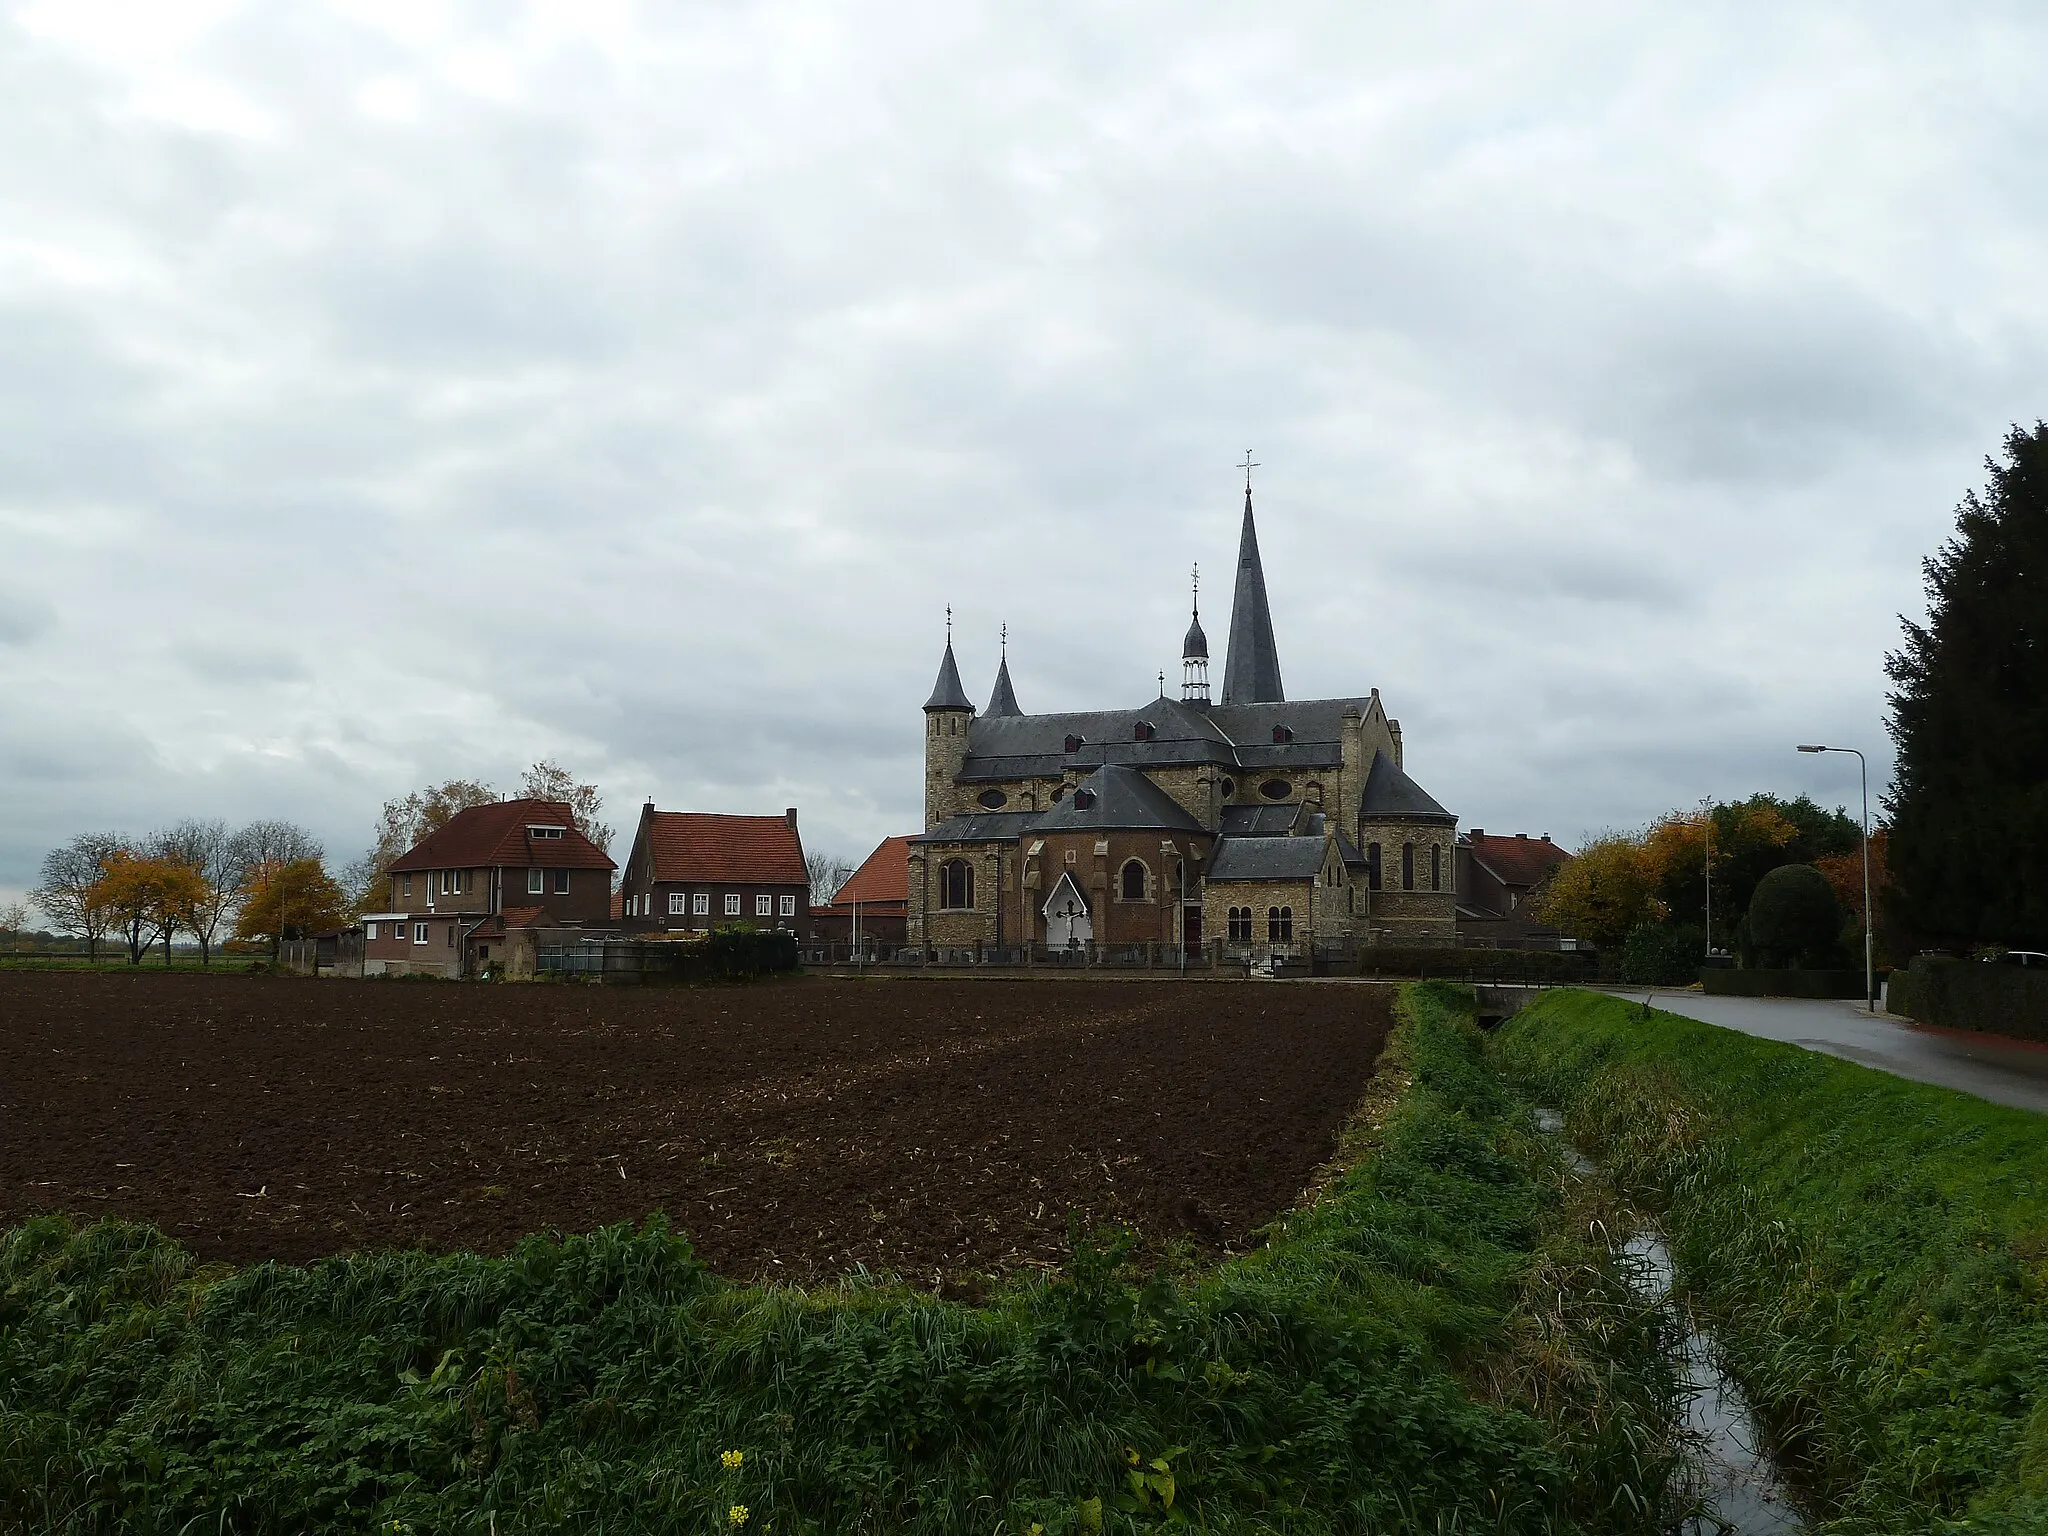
[1601,989,2048,1117]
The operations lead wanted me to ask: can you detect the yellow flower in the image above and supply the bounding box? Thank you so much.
[720,1449,745,1472]
[727,1505,750,1527]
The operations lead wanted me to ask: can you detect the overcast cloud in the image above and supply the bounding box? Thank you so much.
[3,0,2042,900]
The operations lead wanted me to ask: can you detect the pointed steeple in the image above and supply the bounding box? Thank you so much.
[1220,472,1284,706]
[986,623,1022,716]
[923,607,973,712]
[1181,563,1211,705]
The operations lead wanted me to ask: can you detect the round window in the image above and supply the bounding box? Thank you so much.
[977,789,1006,809]
[1260,778,1292,801]
[1220,777,1235,798]
[1051,784,1068,802]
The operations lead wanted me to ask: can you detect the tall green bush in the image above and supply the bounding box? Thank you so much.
[1747,863,1842,967]
[1619,922,1704,985]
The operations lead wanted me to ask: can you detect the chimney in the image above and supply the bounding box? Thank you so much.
[785,807,798,828]
[1515,832,1528,840]
[1541,833,1551,842]
[1470,828,1483,840]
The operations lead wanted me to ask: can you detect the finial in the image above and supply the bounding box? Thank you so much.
[945,604,953,644]
[1192,562,1200,617]
[1159,670,1166,697]
[1000,621,1007,658]
[1239,449,1261,493]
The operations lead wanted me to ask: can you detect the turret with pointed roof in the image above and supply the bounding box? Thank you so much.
[986,627,1023,716]
[924,637,973,712]
[1220,486,1284,706]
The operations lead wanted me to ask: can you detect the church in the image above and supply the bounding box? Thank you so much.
[908,483,1459,955]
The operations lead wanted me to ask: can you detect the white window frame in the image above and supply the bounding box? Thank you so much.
[724,893,742,917]
[668,891,687,915]
[365,921,377,940]
[755,893,773,917]
[412,922,429,944]
[527,869,544,894]
[693,892,710,916]
[779,894,796,917]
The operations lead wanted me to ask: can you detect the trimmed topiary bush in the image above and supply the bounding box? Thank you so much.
[1748,863,1843,967]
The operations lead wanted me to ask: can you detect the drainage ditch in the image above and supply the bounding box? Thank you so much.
[1533,1108,1807,1535]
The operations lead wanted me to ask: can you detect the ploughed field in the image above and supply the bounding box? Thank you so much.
[0,973,1392,1285]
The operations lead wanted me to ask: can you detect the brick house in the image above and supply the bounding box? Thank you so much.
[806,834,914,947]
[617,804,810,932]
[1455,830,1576,949]
[362,798,617,978]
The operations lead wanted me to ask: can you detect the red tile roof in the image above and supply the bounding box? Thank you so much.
[386,798,616,874]
[830,834,914,910]
[640,811,808,886]
[1466,831,1572,888]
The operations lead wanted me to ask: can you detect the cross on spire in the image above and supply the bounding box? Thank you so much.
[1000,621,1007,658]
[1191,562,1200,617]
[1240,449,1260,492]
[945,604,953,643]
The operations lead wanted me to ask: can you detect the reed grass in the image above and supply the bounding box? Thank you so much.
[1493,988,2048,1534]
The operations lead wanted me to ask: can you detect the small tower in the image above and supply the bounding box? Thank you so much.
[1181,564,1211,705]
[986,623,1023,717]
[923,607,974,829]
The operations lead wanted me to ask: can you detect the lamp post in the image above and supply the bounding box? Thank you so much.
[1701,796,1713,960]
[1797,744,1874,1012]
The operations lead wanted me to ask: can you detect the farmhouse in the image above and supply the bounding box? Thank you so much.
[807,833,913,947]
[617,804,809,932]
[910,483,1459,956]
[363,798,616,978]
[1454,829,1576,949]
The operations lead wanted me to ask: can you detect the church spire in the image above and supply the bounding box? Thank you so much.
[1180,563,1211,705]
[1220,456,1283,706]
[986,623,1023,716]
[923,606,973,712]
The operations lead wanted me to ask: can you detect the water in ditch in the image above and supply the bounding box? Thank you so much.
[1533,1109,1807,1535]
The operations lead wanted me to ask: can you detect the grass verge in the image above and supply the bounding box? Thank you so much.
[2,983,1681,1534]
[1492,988,2048,1534]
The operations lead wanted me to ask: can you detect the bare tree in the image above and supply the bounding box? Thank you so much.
[806,852,855,906]
[520,761,614,854]
[154,819,241,966]
[28,832,125,960]
[346,779,500,912]
[0,898,28,950]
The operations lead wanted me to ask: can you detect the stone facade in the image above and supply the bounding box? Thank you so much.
[905,491,1459,952]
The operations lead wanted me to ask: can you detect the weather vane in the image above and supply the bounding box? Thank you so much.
[1000,621,1007,658]
[945,604,952,643]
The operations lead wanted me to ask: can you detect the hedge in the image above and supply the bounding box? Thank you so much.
[1699,968,1875,999]
[1347,946,1608,983]
[1888,954,2048,1043]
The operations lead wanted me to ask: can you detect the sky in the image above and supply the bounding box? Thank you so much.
[3,0,2043,906]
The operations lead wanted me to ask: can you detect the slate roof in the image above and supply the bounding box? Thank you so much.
[1029,764,1203,833]
[986,655,1023,717]
[386,799,616,874]
[1220,488,1284,705]
[830,834,915,908]
[925,639,973,711]
[911,810,1045,845]
[1466,831,1573,887]
[1359,751,1455,823]
[637,811,809,885]
[1220,803,1305,837]
[958,694,1359,781]
[1183,609,1209,660]
[1206,835,1328,882]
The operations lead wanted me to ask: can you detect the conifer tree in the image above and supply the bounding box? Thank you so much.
[1885,423,2048,946]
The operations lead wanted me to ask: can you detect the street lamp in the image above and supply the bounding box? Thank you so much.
[1796,744,1874,1012]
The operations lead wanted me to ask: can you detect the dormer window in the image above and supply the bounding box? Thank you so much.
[1073,788,1097,810]
[528,825,565,839]
[1272,724,1293,743]
[1063,734,1085,753]
[1133,721,1156,741]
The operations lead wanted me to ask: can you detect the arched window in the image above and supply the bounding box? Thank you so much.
[1120,859,1147,900]
[1367,842,1382,891]
[1402,842,1415,891]
[940,859,974,910]
[1268,906,1293,942]
[1430,844,1441,891]
[1228,906,1254,943]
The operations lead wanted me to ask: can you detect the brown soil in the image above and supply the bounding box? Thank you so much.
[0,972,1394,1286]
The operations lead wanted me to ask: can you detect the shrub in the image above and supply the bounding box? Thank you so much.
[1746,863,1842,967]
[1889,954,2048,1043]
[1618,923,1704,985]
